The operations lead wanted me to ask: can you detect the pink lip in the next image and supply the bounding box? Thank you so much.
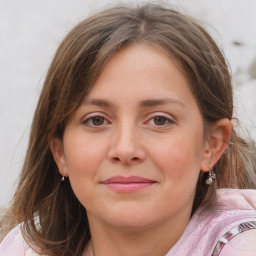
[100,176,157,192]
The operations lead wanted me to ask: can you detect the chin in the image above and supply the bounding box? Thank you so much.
[101,206,160,229]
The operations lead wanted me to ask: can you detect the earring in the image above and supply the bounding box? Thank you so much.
[61,176,65,182]
[205,163,216,185]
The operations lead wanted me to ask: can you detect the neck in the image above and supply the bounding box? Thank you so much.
[86,213,190,256]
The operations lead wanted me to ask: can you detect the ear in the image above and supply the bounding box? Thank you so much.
[50,138,69,177]
[200,118,233,172]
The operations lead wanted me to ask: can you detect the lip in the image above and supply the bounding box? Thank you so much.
[100,175,157,192]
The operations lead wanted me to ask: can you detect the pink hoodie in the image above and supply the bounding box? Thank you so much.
[166,189,256,255]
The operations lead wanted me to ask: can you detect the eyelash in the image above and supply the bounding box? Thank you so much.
[82,113,175,128]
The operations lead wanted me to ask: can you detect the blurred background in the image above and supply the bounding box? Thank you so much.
[0,0,256,208]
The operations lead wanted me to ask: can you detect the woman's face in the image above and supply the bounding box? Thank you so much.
[53,44,212,231]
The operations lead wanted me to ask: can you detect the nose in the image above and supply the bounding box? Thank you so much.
[108,124,146,165]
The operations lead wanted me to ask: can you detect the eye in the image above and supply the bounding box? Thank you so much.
[146,115,174,127]
[153,116,170,125]
[83,116,108,127]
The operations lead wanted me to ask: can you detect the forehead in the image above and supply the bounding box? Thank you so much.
[86,43,193,103]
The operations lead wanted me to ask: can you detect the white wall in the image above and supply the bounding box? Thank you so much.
[1,0,256,207]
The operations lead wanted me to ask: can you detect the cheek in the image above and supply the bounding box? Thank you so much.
[149,135,203,180]
[64,133,106,173]
[148,135,204,212]
[64,146,102,208]
[63,135,107,199]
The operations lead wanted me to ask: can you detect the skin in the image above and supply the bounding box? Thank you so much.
[51,43,232,256]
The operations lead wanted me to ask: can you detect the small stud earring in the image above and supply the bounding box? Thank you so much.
[205,163,216,185]
[61,176,65,182]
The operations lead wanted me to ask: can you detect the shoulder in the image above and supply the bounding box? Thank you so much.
[0,224,39,256]
[218,229,256,256]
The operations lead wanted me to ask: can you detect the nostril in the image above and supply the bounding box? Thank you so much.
[112,156,140,163]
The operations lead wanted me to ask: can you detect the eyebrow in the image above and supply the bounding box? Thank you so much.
[140,98,185,108]
[82,98,116,108]
[82,98,184,108]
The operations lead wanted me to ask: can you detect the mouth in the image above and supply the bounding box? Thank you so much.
[100,175,157,192]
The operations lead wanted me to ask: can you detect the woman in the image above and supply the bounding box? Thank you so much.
[1,3,256,256]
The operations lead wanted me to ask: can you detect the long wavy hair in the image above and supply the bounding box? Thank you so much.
[1,3,256,255]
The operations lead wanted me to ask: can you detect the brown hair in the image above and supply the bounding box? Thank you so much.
[1,3,256,255]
